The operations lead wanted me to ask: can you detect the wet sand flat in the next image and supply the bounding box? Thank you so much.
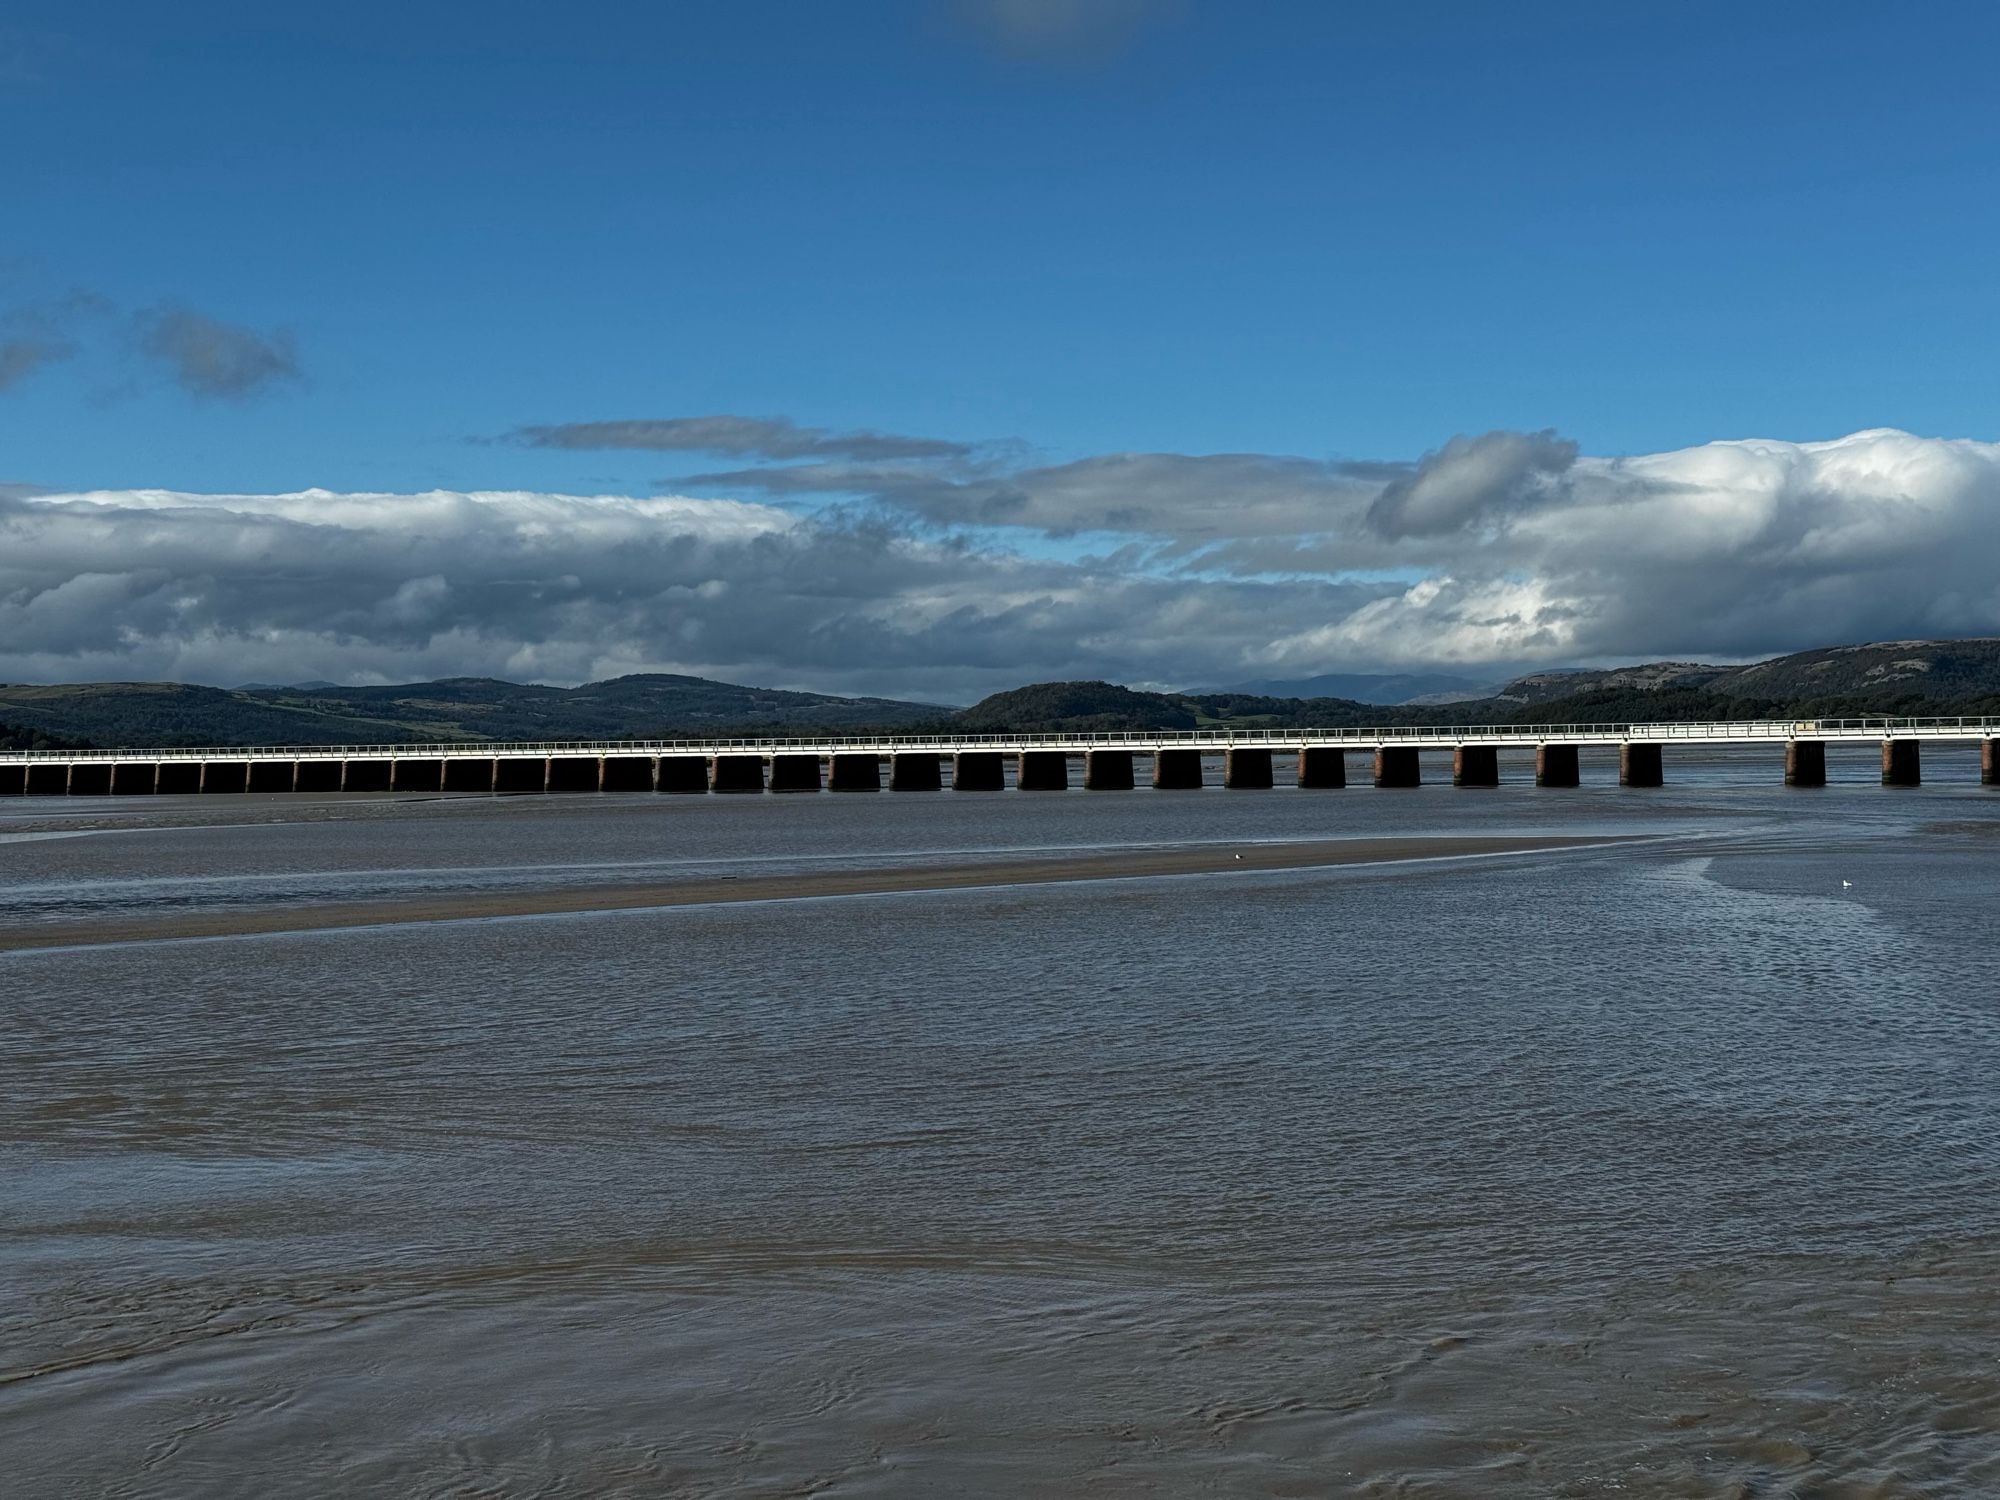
[0,833,1628,952]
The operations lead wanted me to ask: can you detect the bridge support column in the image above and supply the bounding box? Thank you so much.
[1535,744,1580,788]
[1224,747,1273,789]
[1984,738,1999,786]
[1152,748,1203,789]
[1784,740,1826,788]
[1881,738,1921,787]
[769,754,821,793]
[0,765,24,795]
[1374,747,1420,788]
[829,754,882,791]
[1297,747,1345,788]
[1620,744,1663,788]
[155,763,200,794]
[248,760,298,794]
[111,762,158,795]
[390,758,443,793]
[294,760,342,793]
[889,753,941,790]
[200,761,248,794]
[26,763,69,795]
[493,757,546,793]
[657,755,708,793]
[68,762,111,796]
[828,756,884,792]
[601,754,656,792]
[710,754,764,793]
[1084,750,1134,790]
[1453,745,1499,787]
[547,755,601,793]
[1017,750,1068,791]
[954,751,1005,791]
[341,759,391,792]
[443,757,498,793]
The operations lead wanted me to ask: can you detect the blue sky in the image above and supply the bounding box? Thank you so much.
[4,2,1999,693]
[7,0,1997,492]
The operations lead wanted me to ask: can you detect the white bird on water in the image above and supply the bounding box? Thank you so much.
[1842,879,1854,888]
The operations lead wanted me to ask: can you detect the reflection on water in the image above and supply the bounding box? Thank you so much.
[4,756,2000,1495]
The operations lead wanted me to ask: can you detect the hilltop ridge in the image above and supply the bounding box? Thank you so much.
[6,638,2000,749]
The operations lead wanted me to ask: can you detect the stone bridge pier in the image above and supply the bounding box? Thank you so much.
[890,753,942,790]
[1374,747,1420,788]
[341,760,390,792]
[1785,740,1827,787]
[828,753,880,791]
[1017,751,1068,791]
[494,757,547,793]
[1882,738,1921,786]
[1535,744,1580,787]
[769,754,821,793]
[659,756,708,793]
[1224,747,1273,789]
[444,758,497,793]
[710,755,764,793]
[1619,744,1663,788]
[1152,749,1203,789]
[954,752,1005,791]
[1296,747,1345,788]
[1084,750,1134,790]
[1453,745,1499,787]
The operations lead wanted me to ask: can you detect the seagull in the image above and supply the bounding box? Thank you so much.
[1234,853,1244,861]
[1842,879,1853,888]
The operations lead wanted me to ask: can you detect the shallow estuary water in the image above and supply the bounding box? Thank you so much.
[4,745,2000,1497]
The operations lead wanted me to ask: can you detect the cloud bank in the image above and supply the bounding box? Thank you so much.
[3,429,1997,696]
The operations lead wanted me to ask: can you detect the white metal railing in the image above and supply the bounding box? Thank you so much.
[4,715,1999,765]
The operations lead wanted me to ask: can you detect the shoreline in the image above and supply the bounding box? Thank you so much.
[0,834,1635,953]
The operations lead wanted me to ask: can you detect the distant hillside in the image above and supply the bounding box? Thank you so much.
[954,681,1410,734]
[8,639,1999,748]
[1203,671,1497,705]
[954,681,1200,732]
[1491,662,1732,704]
[0,719,92,752]
[952,639,2000,733]
[1711,638,2000,700]
[1485,639,2000,719]
[0,674,946,748]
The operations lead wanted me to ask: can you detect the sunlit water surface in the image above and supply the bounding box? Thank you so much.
[5,746,1999,1496]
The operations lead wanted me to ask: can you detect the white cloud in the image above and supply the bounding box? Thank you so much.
[0,484,1386,695]
[5,429,1998,694]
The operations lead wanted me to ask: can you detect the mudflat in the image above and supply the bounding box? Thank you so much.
[0,833,1629,952]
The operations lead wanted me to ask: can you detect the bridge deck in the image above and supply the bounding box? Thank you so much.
[2,716,1997,766]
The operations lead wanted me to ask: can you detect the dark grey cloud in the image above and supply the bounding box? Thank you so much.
[0,289,112,393]
[514,415,976,463]
[1366,429,1579,538]
[683,451,1384,539]
[0,337,66,391]
[136,304,301,399]
[957,0,1182,63]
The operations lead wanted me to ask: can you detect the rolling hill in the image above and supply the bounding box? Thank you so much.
[6,639,2000,749]
[0,675,948,748]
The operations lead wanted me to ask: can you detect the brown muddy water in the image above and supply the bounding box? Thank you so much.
[4,745,1999,1497]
